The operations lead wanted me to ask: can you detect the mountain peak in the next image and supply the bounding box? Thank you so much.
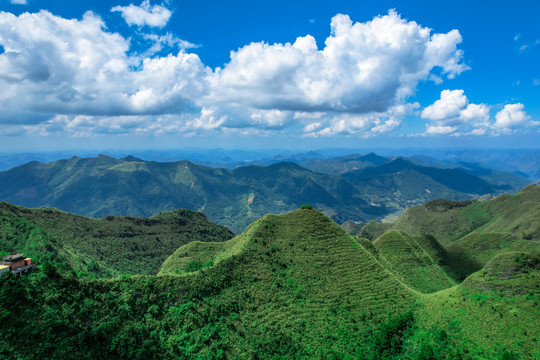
[360,152,389,165]
[121,155,143,162]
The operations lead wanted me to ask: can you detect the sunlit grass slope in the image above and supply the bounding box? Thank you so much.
[158,208,422,355]
[446,232,540,278]
[160,208,417,313]
[373,230,458,293]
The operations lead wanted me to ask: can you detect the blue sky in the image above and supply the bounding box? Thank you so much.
[0,0,538,151]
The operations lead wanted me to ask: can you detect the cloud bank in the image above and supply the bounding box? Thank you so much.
[0,8,533,138]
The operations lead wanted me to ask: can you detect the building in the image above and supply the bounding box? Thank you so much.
[0,265,9,276]
[1,253,35,275]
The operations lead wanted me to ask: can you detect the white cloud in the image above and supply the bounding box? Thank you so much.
[210,11,468,115]
[421,89,468,121]
[493,103,534,133]
[421,90,490,135]
[10,0,27,5]
[0,9,476,137]
[303,103,417,137]
[426,125,457,135]
[111,0,171,28]
[0,10,209,127]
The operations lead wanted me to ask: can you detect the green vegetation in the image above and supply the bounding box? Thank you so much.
[373,230,458,293]
[1,185,539,358]
[417,252,540,359]
[0,202,233,276]
[358,184,540,246]
[0,154,522,234]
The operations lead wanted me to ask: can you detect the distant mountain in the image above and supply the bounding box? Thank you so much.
[302,154,530,193]
[299,152,391,175]
[0,155,391,233]
[344,158,500,194]
[405,158,531,191]
[0,154,521,233]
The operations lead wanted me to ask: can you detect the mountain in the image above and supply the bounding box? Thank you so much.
[0,154,518,234]
[404,158,531,191]
[358,184,540,245]
[299,152,391,175]
[1,201,538,359]
[344,158,498,194]
[416,251,539,359]
[0,202,233,276]
[371,230,458,293]
[301,154,530,193]
[0,155,386,233]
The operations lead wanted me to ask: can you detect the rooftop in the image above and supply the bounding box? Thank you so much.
[1,253,25,262]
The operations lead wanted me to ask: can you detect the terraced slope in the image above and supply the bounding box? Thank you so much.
[1,204,539,359]
[1,207,420,359]
[160,208,417,314]
[418,252,540,359]
[0,202,233,276]
[373,230,458,293]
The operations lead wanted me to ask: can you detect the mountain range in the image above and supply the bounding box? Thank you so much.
[0,153,529,233]
[0,184,538,359]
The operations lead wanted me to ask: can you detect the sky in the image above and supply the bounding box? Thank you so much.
[0,0,538,151]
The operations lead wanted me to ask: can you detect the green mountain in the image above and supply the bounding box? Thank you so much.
[417,251,539,359]
[371,230,458,293]
[1,199,539,359]
[301,154,530,192]
[300,152,391,175]
[0,202,233,276]
[358,184,540,245]
[0,154,520,234]
[344,158,497,194]
[0,155,391,233]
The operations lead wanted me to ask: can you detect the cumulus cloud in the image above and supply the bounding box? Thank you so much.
[10,0,27,4]
[421,90,490,135]
[0,10,209,126]
[210,11,468,116]
[493,104,536,133]
[0,9,476,137]
[303,103,418,137]
[111,0,171,28]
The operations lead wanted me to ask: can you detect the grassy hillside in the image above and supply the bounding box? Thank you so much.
[1,206,538,359]
[1,207,421,359]
[360,184,540,246]
[446,232,540,277]
[373,230,458,293]
[417,252,540,359]
[0,202,233,276]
